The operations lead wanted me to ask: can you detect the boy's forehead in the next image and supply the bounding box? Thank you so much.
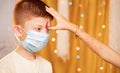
[25,17,51,26]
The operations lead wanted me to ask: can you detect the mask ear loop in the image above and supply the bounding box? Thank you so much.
[14,33,20,42]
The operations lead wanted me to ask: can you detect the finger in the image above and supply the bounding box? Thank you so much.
[46,6,55,14]
[45,6,59,18]
[48,26,57,30]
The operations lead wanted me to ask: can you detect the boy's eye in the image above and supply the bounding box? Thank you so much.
[35,27,41,32]
[37,28,41,30]
[34,25,43,32]
[37,28,42,31]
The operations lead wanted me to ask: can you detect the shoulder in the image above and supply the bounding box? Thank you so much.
[36,56,52,73]
[0,51,14,64]
[0,51,15,72]
[37,56,52,66]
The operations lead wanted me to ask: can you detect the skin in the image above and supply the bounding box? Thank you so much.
[46,7,120,67]
[13,17,51,61]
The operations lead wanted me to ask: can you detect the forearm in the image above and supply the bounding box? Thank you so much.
[67,23,120,67]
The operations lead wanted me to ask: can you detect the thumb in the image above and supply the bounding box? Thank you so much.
[48,26,57,30]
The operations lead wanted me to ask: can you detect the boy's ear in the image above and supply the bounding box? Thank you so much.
[13,25,22,37]
[13,25,27,41]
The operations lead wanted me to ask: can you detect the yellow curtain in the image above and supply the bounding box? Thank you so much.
[36,0,120,73]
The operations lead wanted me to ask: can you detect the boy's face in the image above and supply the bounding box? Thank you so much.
[24,17,50,33]
[14,17,51,40]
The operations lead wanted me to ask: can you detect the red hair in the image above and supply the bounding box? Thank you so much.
[14,0,53,25]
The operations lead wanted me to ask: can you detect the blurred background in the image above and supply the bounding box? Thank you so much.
[0,0,120,73]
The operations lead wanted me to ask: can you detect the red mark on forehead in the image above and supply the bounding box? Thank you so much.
[45,21,48,30]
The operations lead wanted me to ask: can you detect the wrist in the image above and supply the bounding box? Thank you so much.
[67,23,78,33]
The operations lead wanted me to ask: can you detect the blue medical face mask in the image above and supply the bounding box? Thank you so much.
[20,30,50,53]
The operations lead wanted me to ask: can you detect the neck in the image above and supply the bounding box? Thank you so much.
[15,45,36,61]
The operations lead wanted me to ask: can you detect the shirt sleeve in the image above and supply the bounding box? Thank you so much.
[44,62,53,73]
[0,54,15,73]
[38,57,53,73]
[0,62,12,73]
[48,63,53,73]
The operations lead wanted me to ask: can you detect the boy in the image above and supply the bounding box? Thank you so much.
[0,0,53,73]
